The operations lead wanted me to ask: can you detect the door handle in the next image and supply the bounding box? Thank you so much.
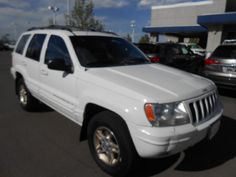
[40,69,48,76]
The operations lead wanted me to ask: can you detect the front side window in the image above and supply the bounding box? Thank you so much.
[26,34,46,61]
[45,35,71,65]
[70,36,149,67]
[180,45,190,55]
[15,34,30,54]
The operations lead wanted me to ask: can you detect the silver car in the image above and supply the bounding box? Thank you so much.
[204,43,236,90]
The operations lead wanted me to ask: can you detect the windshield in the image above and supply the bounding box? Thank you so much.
[70,36,150,67]
[211,45,236,59]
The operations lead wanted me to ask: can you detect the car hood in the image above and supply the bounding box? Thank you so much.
[86,64,215,103]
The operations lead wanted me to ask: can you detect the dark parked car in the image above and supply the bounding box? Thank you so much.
[135,43,204,74]
[0,43,9,51]
[134,43,160,62]
[204,43,236,90]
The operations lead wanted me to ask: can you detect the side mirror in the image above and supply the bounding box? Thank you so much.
[47,59,73,73]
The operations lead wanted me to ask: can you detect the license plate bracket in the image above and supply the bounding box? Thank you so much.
[222,66,236,73]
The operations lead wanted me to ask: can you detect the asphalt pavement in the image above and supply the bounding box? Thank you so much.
[0,51,235,177]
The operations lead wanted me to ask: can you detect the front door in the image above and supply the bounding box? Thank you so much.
[39,35,76,119]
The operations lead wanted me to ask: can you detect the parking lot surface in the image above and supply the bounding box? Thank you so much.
[0,51,235,177]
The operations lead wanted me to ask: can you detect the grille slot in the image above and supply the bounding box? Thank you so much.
[189,92,218,125]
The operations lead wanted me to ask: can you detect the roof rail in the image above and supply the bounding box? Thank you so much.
[27,25,79,32]
[27,25,118,35]
[101,31,118,36]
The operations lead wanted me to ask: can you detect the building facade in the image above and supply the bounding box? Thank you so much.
[143,0,236,52]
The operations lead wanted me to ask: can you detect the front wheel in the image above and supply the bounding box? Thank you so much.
[87,111,138,177]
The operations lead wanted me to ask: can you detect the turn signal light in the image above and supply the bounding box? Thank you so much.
[144,104,156,122]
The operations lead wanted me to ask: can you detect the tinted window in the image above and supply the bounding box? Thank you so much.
[45,35,71,65]
[137,44,160,54]
[26,34,46,61]
[166,45,192,55]
[70,36,149,67]
[180,45,190,55]
[166,45,181,55]
[211,45,236,59]
[15,34,30,54]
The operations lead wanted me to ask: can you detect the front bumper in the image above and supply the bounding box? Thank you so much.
[128,107,223,158]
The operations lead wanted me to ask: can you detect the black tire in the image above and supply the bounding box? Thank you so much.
[16,78,38,111]
[87,111,138,177]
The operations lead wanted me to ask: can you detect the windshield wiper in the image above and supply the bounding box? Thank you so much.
[85,58,150,67]
[86,61,119,67]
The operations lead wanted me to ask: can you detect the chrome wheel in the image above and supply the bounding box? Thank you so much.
[19,85,28,106]
[93,127,121,166]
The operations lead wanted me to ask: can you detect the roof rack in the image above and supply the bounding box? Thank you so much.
[27,25,76,32]
[27,25,118,35]
[96,30,118,36]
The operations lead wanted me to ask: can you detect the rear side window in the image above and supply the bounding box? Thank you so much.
[26,34,46,61]
[138,44,159,54]
[15,34,30,54]
[167,45,181,55]
[211,45,236,59]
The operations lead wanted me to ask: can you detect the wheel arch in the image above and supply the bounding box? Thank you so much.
[80,103,131,142]
[15,72,23,95]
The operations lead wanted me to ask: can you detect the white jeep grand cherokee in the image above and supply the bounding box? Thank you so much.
[11,26,223,177]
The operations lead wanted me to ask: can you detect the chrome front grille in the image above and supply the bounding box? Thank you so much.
[189,91,218,125]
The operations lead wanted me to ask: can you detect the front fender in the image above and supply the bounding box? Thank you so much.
[78,85,151,127]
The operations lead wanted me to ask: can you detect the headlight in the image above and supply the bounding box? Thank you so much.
[144,102,190,127]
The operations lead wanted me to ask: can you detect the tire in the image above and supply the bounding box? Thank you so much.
[87,111,138,177]
[16,78,38,111]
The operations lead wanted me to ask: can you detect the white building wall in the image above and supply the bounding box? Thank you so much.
[151,0,227,27]
[206,26,223,52]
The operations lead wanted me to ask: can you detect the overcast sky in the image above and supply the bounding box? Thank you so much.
[0,0,207,41]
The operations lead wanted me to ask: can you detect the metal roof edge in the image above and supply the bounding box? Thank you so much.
[152,0,213,10]
[143,26,207,33]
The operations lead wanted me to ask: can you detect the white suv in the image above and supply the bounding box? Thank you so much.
[11,26,223,177]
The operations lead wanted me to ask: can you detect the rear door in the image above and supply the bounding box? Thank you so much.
[39,35,77,119]
[24,34,47,96]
